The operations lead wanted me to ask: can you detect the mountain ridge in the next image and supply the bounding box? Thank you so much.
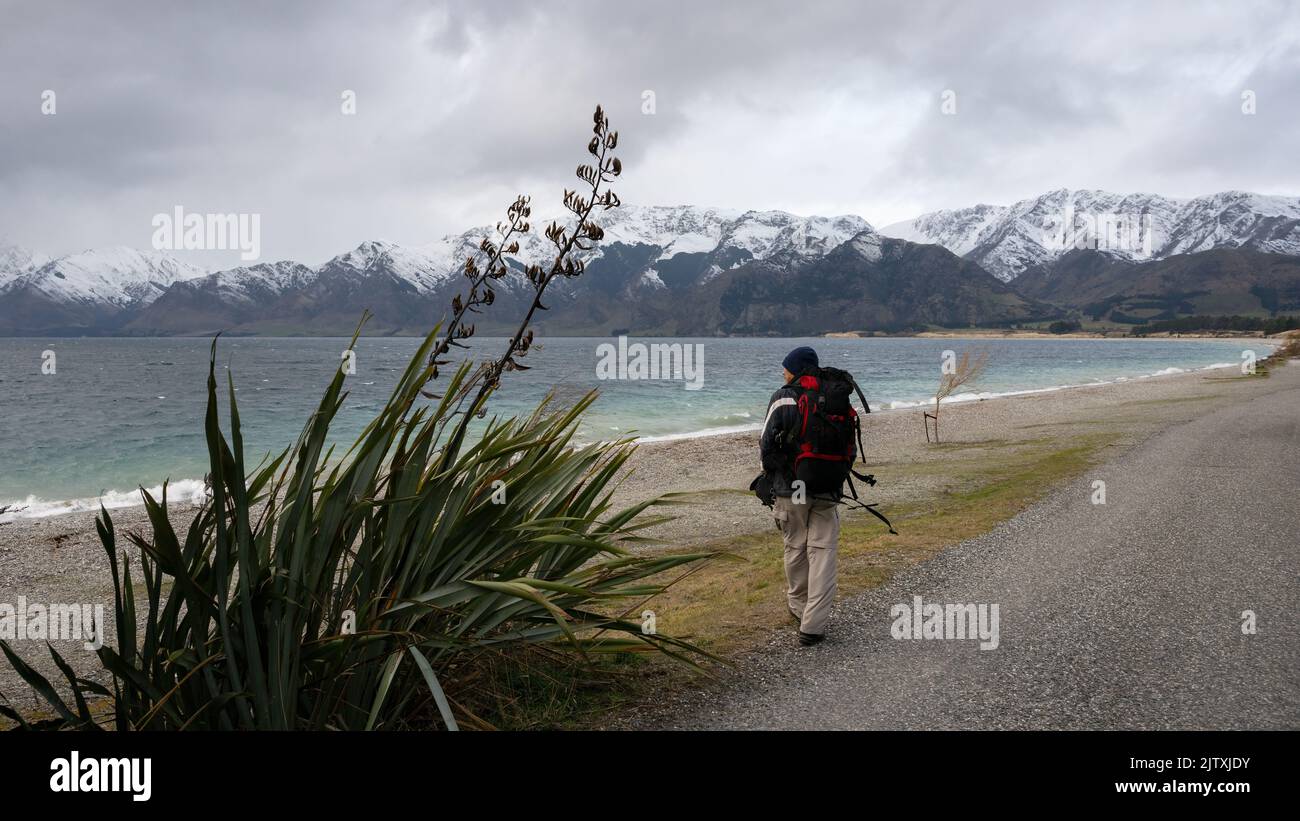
[879,189,1300,281]
[1013,247,1300,323]
[3,192,1298,336]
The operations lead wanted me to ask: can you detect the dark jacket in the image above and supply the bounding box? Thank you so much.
[759,381,802,497]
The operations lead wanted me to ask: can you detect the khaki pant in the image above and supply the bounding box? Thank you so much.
[773,495,840,635]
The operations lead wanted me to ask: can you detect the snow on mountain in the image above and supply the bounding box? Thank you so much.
[317,239,464,293]
[880,203,1005,256]
[174,259,316,304]
[1159,191,1300,258]
[0,244,48,296]
[639,269,668,289]
[424,205,855,274]
[715,210,872,261]
[364,205,872,293]
[402,231,554,293]
[599,205,741,258]
[13,246,207,307]
[1,207,879,316]
[0,242,50,286]
[880,189,1300,280]
[880,190,1181,279]
[164,206,864,315]
[13,192,1295,315]
[384,206,728,296]
[845,230,884,263]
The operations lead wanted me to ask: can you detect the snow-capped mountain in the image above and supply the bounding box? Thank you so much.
[880,190,1300,280]
[7,246,207,307]
[0,246,208,333]
[1160,191,1300,258]
[602,205,739,257]
[649,225,1057,336]
[5,195,1298,336]
[0,242,51,288]
[712,210,871,260]
[0,207,875,324]
[408,205,740,282]
[48,206,871,335]
[404,206,872,291]
[699,211,872,280]
[315,239,475,294]
[876,203,1005,257]
[161,259,316,305]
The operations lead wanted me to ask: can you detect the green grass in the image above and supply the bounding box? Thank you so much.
[520,431,1122,727]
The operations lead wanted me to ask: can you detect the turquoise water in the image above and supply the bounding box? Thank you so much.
[0,336,1271,518]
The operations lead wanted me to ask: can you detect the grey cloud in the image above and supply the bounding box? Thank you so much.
[0,0,1296,268]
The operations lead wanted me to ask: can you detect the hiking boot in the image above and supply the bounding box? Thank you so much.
[788,608,803,625]
[798,631,824,646]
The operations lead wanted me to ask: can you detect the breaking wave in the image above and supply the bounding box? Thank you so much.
[1,478,209,523]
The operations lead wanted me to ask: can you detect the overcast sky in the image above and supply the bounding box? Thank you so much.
[1,0,1298,268]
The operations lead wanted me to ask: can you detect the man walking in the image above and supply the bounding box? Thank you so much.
[760,346,841,646]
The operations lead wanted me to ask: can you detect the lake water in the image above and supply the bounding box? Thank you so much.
[0,335,1271,520]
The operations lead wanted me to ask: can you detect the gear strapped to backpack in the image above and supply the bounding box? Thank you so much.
[787,366,897,534]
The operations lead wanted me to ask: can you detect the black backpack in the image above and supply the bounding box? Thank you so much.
[787,366,896,534]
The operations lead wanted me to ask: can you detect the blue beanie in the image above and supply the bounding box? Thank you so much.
[782,346,818,375]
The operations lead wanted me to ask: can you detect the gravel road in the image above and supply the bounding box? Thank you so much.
[634,374,1300,729]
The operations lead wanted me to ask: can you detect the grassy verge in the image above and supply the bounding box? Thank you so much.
[490,431,1121,729]
[641,433,1117,657]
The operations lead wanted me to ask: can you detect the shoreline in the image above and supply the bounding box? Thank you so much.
[1,357,1285,536]
[0,350,1276,523]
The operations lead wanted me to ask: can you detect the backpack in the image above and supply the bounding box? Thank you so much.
[788,366,897,534]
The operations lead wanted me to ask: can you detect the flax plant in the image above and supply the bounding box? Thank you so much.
[0,106,717,731]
